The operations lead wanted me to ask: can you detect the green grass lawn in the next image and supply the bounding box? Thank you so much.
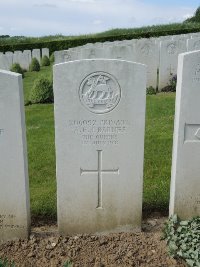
[24,66,176,219]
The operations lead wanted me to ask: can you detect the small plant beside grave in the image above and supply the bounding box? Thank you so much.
[10,63,25,78]
[146,86,156,95]
[63,261,73,267]
[29,77,53,104]
[163,215,200,267]
[41,55,50,66]
[50,53,55,63]
[29,57,40,72]
[161,74,177,92]
[0,258,15,267]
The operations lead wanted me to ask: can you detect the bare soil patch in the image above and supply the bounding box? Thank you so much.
[0,214,186,267]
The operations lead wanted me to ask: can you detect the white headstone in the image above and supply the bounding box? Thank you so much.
[170,50,200,219]
[5,52,13,69]
[23,50,32,65]
[0,70,30,242]
[32,49,41,63]
[53,59,146,234]
[0,54,12,70]
[42,48,49,58]
[13,51,22,65]
[136,39,159,89]
[158,40,187,91]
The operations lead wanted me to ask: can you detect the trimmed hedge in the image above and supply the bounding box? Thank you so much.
[1,26,200,54]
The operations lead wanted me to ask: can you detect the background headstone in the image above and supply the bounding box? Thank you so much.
[158,40,187,91]
[54,59,146,235]
[42,48,49,58]
[0,70,30,243]
[170,50,200,219]
[32,49,41,63]
[13,51,22,65]
[136,39,159,89]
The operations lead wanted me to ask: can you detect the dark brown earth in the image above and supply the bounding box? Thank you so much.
[0,214,187,267]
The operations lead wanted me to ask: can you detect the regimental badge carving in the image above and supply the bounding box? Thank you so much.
[194,40,200,50]
[167,43,177,54]
[79,72,121,114]
[141,44,152,56]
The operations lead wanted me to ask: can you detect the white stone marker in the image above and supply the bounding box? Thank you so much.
[0,70,30,243]
[170,50,200,219]
[32,49,41,63]
[158,40,187,91]
[0,54,11,70]
[13,51,22,65]
[136,39,159,89]
[54,59,146,234]
[23,50,32,65]
[42,48,49,58]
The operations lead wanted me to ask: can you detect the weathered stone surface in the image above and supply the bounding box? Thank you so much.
[13,51,22,65]
[169,50,200,219]
[158,40,187,91]
[53,59,146,234]
[0,70,30,243]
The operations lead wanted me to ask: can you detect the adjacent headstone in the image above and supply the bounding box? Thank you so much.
[42,48,49,58]
[0,70,30,243]
[19,51,31,70]
[54,59,146,234]
[169,50,200,219]
[158,40,187,91]
[136,39,159,89]
[32,49,41,63]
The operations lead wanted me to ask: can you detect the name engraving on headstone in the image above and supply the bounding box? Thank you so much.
[0,129,4,135]
[67,119,129,145]
[0,214,26,230]
[80,150,119,209]
[184,124,200,142]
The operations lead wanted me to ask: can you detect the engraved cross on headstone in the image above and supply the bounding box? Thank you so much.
[80,150,119,209]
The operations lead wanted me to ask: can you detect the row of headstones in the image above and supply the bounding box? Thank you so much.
[54,32,200,91]
[0,49,199,243]
[0,48,49,71]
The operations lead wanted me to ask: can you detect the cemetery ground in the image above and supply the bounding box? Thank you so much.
[0,65,185,266]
